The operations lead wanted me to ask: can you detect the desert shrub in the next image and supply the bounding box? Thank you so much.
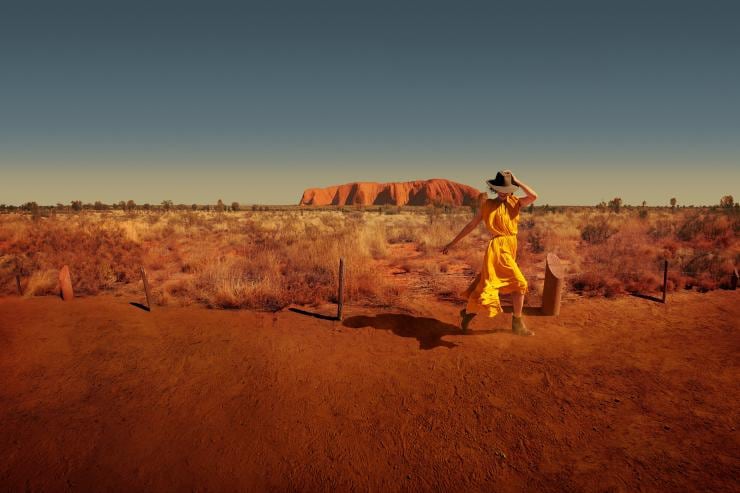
[619,271,662,294]
[570,272,623,298]
[7,219,144,294]
[676,213,705,241]
[648,219,674,239]
[357,223,388,259]
[24,269,58,296]
[580,219,616,244]
[676,213,735,248]
[525,229,545,253]
[386,225,417,244]
[681,252,733,281]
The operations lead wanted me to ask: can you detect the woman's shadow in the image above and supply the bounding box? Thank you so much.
[342,314,504,350]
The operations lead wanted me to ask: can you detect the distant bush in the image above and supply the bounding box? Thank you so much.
[720,195,734,208]
[581,219,616,244]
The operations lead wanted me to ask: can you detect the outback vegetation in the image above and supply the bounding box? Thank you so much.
[0,201,738,310]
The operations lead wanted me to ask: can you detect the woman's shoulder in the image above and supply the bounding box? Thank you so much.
[482,198,497,211]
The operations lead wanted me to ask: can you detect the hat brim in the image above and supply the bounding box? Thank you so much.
[488,184,518,194]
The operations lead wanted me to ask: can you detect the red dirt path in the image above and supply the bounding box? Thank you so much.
[1,292,738,492]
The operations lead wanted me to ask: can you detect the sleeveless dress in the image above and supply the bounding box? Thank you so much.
[462,196,528,317]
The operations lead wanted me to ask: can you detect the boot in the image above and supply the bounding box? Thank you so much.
[512,316,534,336]
[460,309,476,332]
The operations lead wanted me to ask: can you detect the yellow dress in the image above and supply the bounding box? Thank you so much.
[463,196,528,317]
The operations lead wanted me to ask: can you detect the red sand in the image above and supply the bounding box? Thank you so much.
[1,292,738,492]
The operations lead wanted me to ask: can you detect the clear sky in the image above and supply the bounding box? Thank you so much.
[1,0,738,206]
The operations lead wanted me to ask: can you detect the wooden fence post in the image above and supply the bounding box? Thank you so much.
[59,265,74,301]
[542,253,564,316]
[662,260,669,303]
[15,273,23,295]
[337,258,345,321]
[141,267,152,311]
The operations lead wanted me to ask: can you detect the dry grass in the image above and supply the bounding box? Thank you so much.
[1,206,737,309]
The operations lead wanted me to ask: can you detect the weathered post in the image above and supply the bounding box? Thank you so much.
[141,267,153,311]
[542,253,564,316]
[15,273,23,295]
[337,257,345,321]
[59,265,74,301]
[662,260,669,303]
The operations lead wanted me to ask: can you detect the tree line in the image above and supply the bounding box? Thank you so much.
[0,199,247,214]
[1,196,736,216]
[595,195,736,213]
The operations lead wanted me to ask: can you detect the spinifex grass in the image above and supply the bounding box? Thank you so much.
[1,205,737,308]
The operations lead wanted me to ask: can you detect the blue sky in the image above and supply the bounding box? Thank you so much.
[1,0,738,205]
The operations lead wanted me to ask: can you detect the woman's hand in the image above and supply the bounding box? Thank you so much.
[514,175,538,207]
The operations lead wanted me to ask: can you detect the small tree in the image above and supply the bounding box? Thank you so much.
[720,195,734,208]
[641,200,647,208]
[93,201,106,211]
[216,199,225,213]
[126,200,136,212]
[191,203,198,211]
[670,197,677,210]
[608,197,622,213]
[71,200,82,212]
[22,202,40,220]
[231,201,240,212]
[161,200,173,212]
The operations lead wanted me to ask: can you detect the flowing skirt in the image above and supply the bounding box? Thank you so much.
[463,235,528,317]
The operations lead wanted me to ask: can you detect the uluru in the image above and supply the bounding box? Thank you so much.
[299,178,481,206]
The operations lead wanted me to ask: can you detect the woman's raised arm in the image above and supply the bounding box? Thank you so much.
[441,208,483,254]
[512,174,538,208]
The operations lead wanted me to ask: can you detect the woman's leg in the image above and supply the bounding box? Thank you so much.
[512,292,524,317]
[511,291,533,336]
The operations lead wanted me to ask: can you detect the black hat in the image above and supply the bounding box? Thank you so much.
[486,170,518,193]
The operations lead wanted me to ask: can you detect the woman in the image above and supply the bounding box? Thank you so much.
[441,170,538,336]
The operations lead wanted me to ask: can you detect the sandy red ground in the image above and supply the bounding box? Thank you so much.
[1,291,738,492]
